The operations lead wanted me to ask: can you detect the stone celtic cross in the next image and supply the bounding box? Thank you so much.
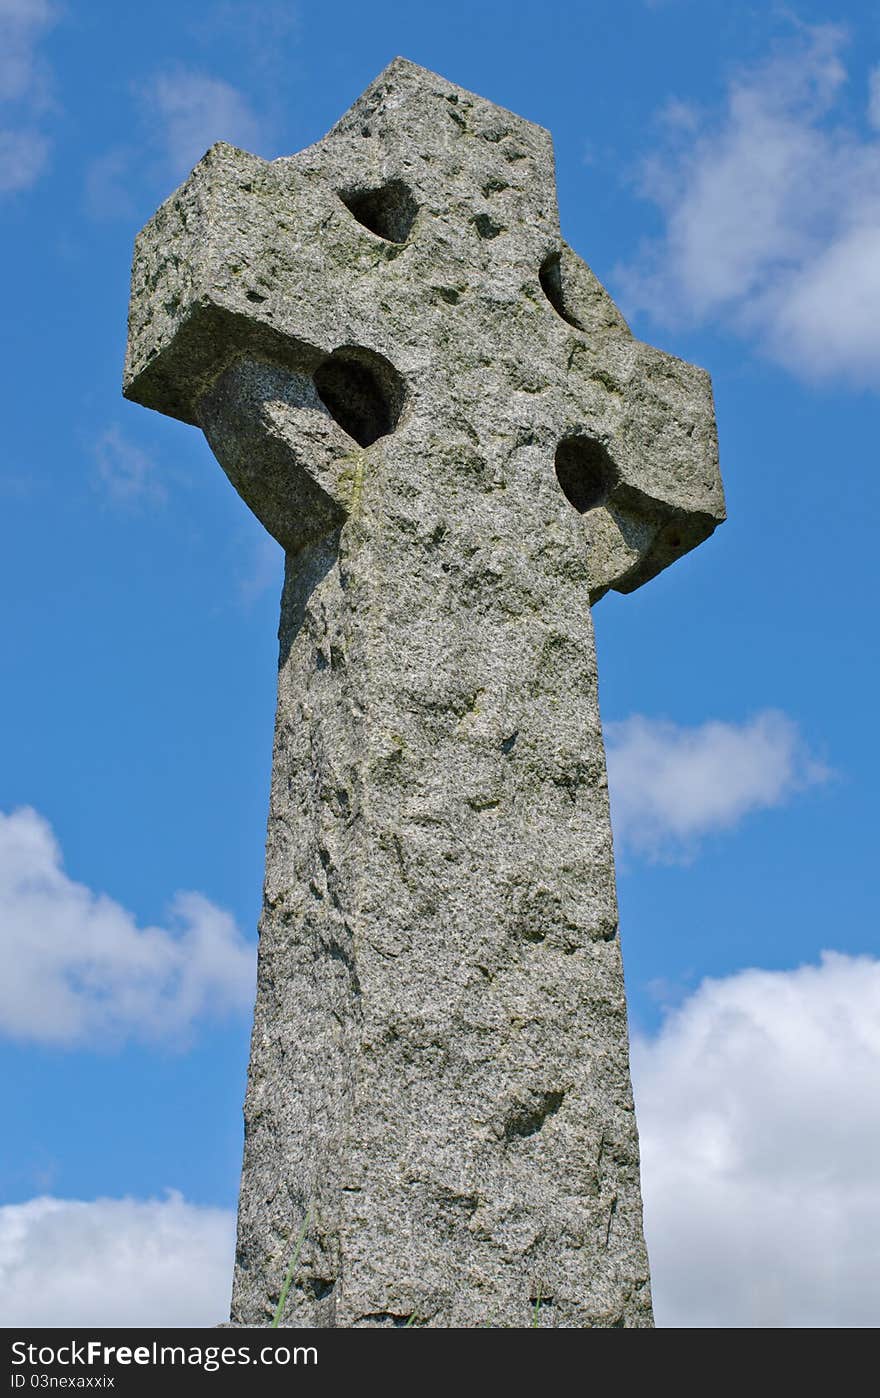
[125,58,723,1328]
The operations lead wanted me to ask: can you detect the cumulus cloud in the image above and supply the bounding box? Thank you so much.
[633,952,880,1327]
[616,24,880,385]
[0,807,255,1047]
[141,68,263,178]
[0,0,56,192]
[605,709,829,860]
[94,425,167,507]
[0,1193,235,1327]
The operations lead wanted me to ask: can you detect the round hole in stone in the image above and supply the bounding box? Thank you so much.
[339,180,418,243]
[539,252,585,331]
[314,346,406,448]
[554,435,617,513]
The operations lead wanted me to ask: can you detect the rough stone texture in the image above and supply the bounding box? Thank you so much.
[124,58,724,1328]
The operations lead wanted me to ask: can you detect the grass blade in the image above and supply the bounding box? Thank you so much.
[271,1207,311,1328]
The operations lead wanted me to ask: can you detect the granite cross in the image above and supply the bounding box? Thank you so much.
[124,58,724,1329]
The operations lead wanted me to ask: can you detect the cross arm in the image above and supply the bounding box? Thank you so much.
[550,242,725,602]
[122,142,407,553]
[122,143,307,427]
[583,338,724,601]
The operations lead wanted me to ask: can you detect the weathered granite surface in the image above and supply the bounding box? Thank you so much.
[124,57,724,1328]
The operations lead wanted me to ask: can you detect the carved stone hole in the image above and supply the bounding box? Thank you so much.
[555,434,618,514]
[313,346,406,447]
[339,179,419,243]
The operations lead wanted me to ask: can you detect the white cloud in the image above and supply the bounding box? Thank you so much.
[0,124,47,192]
[0,807,255,1047]
[617,25,880,385]
[0,1193,235,1326]
[0,0,54,104]
[605,710,829,860]
[89,51,271,215]
[633,952,880,1326]
[142,68,263,177]
[94,425,167,507]
[0,0,55,193]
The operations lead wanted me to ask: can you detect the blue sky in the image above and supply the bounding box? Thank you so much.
[1,0,878,1328]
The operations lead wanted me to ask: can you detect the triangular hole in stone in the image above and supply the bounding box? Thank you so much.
[339,180,419,244]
